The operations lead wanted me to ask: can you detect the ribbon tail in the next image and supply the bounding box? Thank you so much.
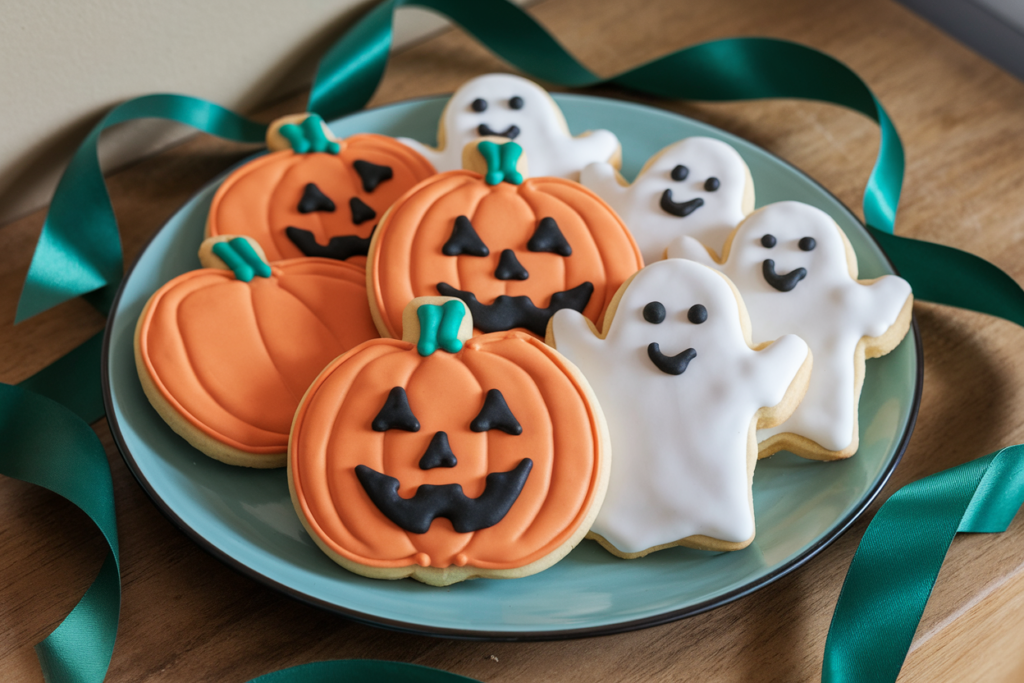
[247,659,481,682]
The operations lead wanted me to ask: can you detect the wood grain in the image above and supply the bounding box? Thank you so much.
[3,0,1024,680]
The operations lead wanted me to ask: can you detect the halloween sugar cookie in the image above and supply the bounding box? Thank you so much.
[206,114,436,268]
[368,139,644,340]
[668,201,913,460]
[548,259,810,557]
[581,137,754,263]
[289,297,610,585]
[135,236,379,468]
[398,73,621,179]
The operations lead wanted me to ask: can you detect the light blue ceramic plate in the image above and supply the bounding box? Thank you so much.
[103,94,921,639]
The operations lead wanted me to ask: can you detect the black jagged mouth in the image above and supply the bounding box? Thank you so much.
[660,189,704,217]
[354,459,533,534]
[286,226,372,261]
[647,343,696,376]
[436,281,594,336]
[762,259,807,292]
[477,123,521,139]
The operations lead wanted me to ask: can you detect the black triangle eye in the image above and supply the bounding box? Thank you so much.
[527,217,572,256]
[298,183,336,214]
[372,387,420,432]
[443,216,489,257]
[349,197,376,225]
[352,160,393,193]
[470,389,522,435]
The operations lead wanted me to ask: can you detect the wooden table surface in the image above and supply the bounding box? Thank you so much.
[4,0,1024,680]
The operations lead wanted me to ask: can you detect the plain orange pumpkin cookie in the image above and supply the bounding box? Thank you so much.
[289,297,610,585]
[206,114,436,268]
[135,236,379,468]
[368,140,643,339]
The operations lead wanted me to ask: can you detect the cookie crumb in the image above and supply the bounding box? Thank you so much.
[489,655,500,663]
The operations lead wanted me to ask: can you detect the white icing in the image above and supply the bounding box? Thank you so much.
[668,201,912,453]
[399,73,620,179]
[550,259,808,554]
[581,137,750,263]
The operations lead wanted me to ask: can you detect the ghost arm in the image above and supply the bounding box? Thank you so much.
[580,161,629,202]
[576,129,622,165]
[666,235,721,268]
[849,275,914,354]
[749,334,812,429]
[547,309,605,367]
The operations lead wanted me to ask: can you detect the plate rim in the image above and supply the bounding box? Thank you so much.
[101,93,923,641]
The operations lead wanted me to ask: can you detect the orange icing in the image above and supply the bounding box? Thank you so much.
[370,171,644,338]
[289,331,603,570]
[138,258,379,456]
[207,134,436,267]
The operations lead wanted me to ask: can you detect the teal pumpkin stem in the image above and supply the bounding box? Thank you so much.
[211,239,271,282]
[478,140,524,186]
[478,140,504,185]
[279,114,339,155]
[416,302,465,356]
[500,142,523,184]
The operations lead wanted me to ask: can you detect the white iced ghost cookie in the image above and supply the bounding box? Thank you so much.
[399,73,621,180]
[668,201,913,460]
[547,259,811,558]
[580,137,754,263]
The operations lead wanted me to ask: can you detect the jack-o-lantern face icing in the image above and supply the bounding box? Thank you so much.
[369,141,643,340]
[206,128,436,268]
[135,236,379,468]
[289,297,610,585]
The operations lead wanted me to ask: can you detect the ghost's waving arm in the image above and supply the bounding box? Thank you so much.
[547,308,606,366]
[748,334,812,429]
[666,235,721,269]
[852,275,913,339]
[573,129,621,164]
[580,162,628,203]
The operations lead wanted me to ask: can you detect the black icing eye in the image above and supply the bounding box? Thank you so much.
[443,216,489,257]
[297,183,335,214]
[643,301,666,324]
[704,177,720,192]
[527,217,571,256]
[688,304,708,324]
[799,237,817,251]
[470,389,522,435]
[761,234,777,248]
[509,96,524,110]
[372,387,420,432]
[471,98,488,112]
[671,165,689,181]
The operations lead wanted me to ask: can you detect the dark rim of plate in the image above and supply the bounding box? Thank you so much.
[101,93,923,642]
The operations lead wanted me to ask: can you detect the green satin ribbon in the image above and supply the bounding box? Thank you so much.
[9,2,1024,682]
[247,660,478,682]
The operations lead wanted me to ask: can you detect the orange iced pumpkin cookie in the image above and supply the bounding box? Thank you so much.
[206,114,436,268]
[368,140,643,339]
[289,297,610,585]
[135,236,379,468]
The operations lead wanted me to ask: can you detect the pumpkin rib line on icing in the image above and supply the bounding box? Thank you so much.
[245,280,307,405]
[459,183,501,300]
[271,272,353,356]
[264,155,308,260]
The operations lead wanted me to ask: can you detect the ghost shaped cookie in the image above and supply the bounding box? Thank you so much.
[581,137,754,263]
[399,72,621,179]
[369,139,643,341]
[668,201,913,460]
[548,259,811,558]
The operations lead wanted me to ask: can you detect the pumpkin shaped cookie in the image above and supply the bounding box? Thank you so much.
[289,297,610,585]
[206,114,436,268]
[135,236,379,468]
[368,140,643,339]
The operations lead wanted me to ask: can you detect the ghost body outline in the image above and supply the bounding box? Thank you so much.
[399,73,621,180]
[668,200,913,460]
[548,259,811,557]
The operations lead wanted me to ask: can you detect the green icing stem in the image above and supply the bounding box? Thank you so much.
[500,142,523,184]
[417,304,442,356]
[211,241,254,282]
[438,300,465,353]
[278,123,310,154]
[478,140,503,185]
[301,114,340,154]
[229,238,272,278]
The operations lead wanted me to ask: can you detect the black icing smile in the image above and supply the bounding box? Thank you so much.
[477,123,521,139]
[660,189,704,217]
[354,459,533,534]
[436,282,594,336]
[762,259,807,292]
[647,343,696,375]
[286,227,372,261]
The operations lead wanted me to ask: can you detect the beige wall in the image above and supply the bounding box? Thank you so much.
[0,0,491,226]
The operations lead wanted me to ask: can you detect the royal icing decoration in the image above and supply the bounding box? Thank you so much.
[289,298,609,585]
[549,259,809,556]
[368,141,643,340]
[580,137,753,263]
[135,236,379,467]
[207,116,436,269]
[668,201,913,457]
[399,73,621,179]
